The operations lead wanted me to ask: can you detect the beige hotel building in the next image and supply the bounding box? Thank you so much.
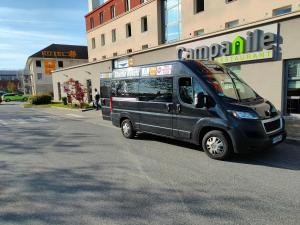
[53,0,300,115]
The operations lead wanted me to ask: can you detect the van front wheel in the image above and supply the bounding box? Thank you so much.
[202,130,231,160]
[121,119,136,139]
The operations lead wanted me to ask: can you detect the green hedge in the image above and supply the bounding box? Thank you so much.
[29,95,52,105]
[61,97,68,105]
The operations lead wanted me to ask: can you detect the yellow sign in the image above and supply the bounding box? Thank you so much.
[128,58,134,67]
[214,50,274,64]
[44,60,57,75]
[149,67,157,76]
[42,50,77,58]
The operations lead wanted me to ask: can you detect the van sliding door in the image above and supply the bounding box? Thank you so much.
[138,77,173,136]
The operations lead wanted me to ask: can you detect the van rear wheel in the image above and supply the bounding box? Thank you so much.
[121,119,136,139]
[202,130,231,160]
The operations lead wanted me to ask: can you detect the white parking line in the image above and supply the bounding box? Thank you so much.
[66,113,84,118]
[0,117,51,126]
[10,119,29,124]
[30,118,48,122]
[0,120,8,125]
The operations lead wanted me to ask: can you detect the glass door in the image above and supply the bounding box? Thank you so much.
[286,59,300,114]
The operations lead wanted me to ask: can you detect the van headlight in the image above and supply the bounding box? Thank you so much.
[228,110,259,120]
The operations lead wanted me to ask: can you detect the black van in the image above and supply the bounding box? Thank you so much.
[101,60,286,160]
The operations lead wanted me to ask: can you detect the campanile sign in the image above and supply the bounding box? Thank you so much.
[177,24,279,64]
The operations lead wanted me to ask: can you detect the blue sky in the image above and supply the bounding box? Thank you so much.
[0,0,88,70]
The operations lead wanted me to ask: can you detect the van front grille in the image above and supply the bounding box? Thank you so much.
[263,118,281,133]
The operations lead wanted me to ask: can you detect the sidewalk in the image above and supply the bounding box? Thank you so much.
[285,116,300,143]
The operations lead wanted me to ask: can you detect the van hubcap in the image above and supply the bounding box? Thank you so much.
[122,123,130,136]
[206,137,224,155]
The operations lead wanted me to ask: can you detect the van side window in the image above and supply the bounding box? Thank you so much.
[179,77,193,104]
[111,79,139,97]
[139,77,173,102]
[179,77,204,105]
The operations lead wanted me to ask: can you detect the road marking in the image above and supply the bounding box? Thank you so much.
[0,117,52,126]
[0,120,8,125]
[66,113,84,118]
[10,119,29,124]
[30,118,48,122]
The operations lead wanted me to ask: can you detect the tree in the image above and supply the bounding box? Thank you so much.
[7,81,17,93]
[63,78,87,108]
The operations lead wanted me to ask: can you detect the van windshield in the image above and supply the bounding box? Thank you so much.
[193,62,261,102]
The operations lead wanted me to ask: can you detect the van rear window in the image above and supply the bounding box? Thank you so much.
[100,80,111,98]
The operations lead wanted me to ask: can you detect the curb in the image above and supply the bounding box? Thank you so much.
[50,106,81,112]
[285,138,300,145]
[51,106,97,113]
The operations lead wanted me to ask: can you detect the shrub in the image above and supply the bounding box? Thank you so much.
[29,94,52,105]
[61,97,68,105]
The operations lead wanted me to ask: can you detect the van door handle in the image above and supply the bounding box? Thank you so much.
[176,104,181,113]
[166,103,172,112]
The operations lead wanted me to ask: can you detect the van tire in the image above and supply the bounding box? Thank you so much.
[202,130,231,160]
[121,119,136,139]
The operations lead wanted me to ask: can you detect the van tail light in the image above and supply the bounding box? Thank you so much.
[110,97,113,112]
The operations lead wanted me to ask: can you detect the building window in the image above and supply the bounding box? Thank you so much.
[125,0,130,12]
[99,12,104,24]
[113,52,118,57]
[58,61,63,68]
[195,0,204,13]
[37,73,43,80]
[90,17,95,29]
[36,60,41,67]
[226,0,237,3]
[111,5,115,18]
[102,55,107,60]
[194,29,204,37]
[273,5,292,16]
[112,29,116,42]
[127,49,133,54]
[164,0,182,43]
[225,19,239,29]
[142,44,149,50]
[91,38,96,49]
[140,0,146,3]
[101,34,105,46]
[126,23,132,37]
[141,16,148,32]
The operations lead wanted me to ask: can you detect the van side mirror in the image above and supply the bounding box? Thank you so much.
[194,93,206,108]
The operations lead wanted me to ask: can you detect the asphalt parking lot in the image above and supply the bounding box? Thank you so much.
[0,103,299,225]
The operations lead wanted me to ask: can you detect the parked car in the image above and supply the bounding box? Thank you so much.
[2,93,28,102]
[0,91,7,96]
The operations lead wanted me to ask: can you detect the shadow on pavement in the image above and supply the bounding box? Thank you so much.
[135,133,300,171]
[0,163,264,225]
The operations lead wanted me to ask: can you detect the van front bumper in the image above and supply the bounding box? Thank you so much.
[229,117,287,153]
